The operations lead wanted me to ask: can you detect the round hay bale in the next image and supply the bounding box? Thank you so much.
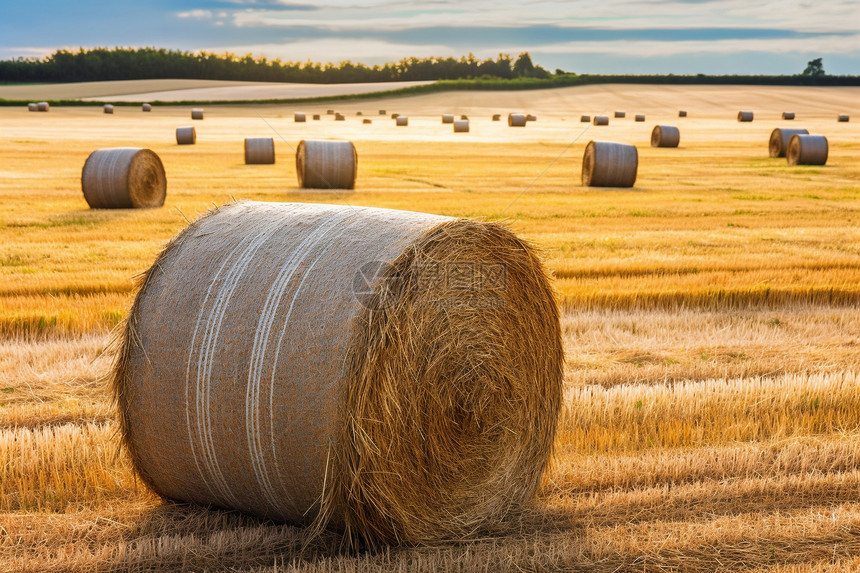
[650,125,680,148]
[634,114,645,122]
[296,140,357,189]
[442,114,454,124]
[768,128,809,158]
[363,119,372,125]
[312,114,321,121]
[81,147,166,209]
[614,111,625,118]
[37,102,49,112]
[787,134,828,166]
[737,111,754,122]
[244,138,275,165]
[581,140,638,187]
[327,109,335,115]
[28,103,38,112]
[453,119,469,133]
[593,115,609,126]
[508,113,526,127]
[113,200,562,547]
[492,114,501,121]
[379,109,386,115]
[391,113,400,119]
[191,108,204,120]
[356,111,363,116]
[335,113,345,121]
[525,114,537,122]
[104,104,114,114]
[460,114,469,120]
[142,103,152,112]
[176,126,196,145]
[294,112,306,122]
[782,111,795,120]
[396,116,408,127]
[580,115,591,123]
[679,110,687,118]
[838,114,850,122]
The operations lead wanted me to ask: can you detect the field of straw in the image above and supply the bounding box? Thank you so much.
[1,83,859,572]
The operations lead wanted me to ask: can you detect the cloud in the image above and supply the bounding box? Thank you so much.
[177,9,215,19]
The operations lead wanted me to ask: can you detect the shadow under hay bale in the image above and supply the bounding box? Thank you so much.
[176,127,196,145]
[508,113,526,127]
[769,128,808,158]
[81,147,166,209]
[651,125,680,148]
[581,140,638,187]
[787,134,828,166]
[112,200,563,548]
[738,111,754,122]
[296,140,357,189]
[244,138,275,165]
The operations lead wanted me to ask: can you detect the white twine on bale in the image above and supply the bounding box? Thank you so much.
[296,140,357,189]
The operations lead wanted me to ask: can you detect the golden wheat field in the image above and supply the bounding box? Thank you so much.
[1,83,860,572]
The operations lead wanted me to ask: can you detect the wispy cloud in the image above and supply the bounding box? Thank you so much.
[177,9,215,19]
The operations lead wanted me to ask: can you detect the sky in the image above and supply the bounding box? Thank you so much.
[1,0,859,75]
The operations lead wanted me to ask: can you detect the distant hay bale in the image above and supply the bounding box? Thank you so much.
[453,119,469,133]
[104,104,114,114]
[614,111,625,118]
[634,114,645,122]
[580,115,590,122]
[335,113,345,121]
[142,103,152,112]
[391,113,400,119]
[737,111,754,122]
[396,116,408,126]
[112,199,562,548]
[461,114,469,120]
[768,128,809,158]
[356,111,363,116]
[312,114,321,120]
[37,102,49,112]
[782,112,795,120]
[27,103,38,112]
[679,110,687,117]
[492,114,501,121]
[581,140,638,187]
[526,114,537,122]
[296,140,357,189]
[363,119,372,124]
[508,113,526,127]
[787,134,828,166]
[81,147,166,209]
[175,127,196,145]
[327,110,335,115]
[650,125,680,148]
[593,115,609,126]
[294,113,306,122]
[379,109,386,115]
[191,109,204,120]
[838,114,850,122]
[442,114,454,124]
[244,138,275,165]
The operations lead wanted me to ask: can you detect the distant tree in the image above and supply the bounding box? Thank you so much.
[513,52,536,77]
[802,58,825,77]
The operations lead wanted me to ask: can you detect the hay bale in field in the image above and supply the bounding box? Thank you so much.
[508,113,526,127]
[296,140,357,189]
[737,111,754,122]
[81,147,166,209]
[650,125,680,148]
[634,114,645,122]
[787,134,828,166]
[112,200,562,548]
[492,114,501,121]
[363,119,372,124]
[614,111,625,118]
[391,113,400,119]
[335,113,345,121]
[37,102,49,112]
[453,119,469,133]
[581,140,638,187]
[379,109,386,115]
[176,126,196,145]
[768,128,809,158]
[593,115,609,126]
[356,111,363,116]
[244,138,275,165]
[679,110,687,117]
[312,114,321,121]
[191,108,204,120]
[327,109,335,115]
[28,103,38,111]
[396,116,408,126]
[294,112,306,122]
[442,114,454,124]
[782,112,795,120]
[104,104,114,114]
[580,115,590,122]
[142,103,152,112]
[526,114,537,122]
[461,114,469,120]
[838,114,850,122]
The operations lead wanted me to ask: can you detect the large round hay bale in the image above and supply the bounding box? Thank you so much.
[593,115,609,126]
[396,116,408,126]
[508,113,526,127]
[634,114,645,122]
[81,147,166,209]
[787,134,828,166]
[28,103,38,112]
[294,112,306,122]
[580,115,590,122]
[838,114,850,122]
[176,127,196,145]
[191,108,204,120]
[492,114,501,121]
[679,110,687,118]
[581,140,638,187]
[738,111,754,122]
[614,111,625,118]
[651,125,680,148]
[768,128,809,158]
[442,114,454,124]
[104,104,114,114]
[244,138,275,165]
[113,200,562,547]
[296,140,357,189]
[142,103,152,112]
[37,102,49,112]
[782,111,795,120]
[453,119,469,133]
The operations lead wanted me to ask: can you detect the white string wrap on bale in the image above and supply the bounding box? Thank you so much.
[395,116,408,126]
[593,115,609,126]
[28,103,38,112]
[679,110,687,117]
[768,128,808,158]
[838,114,850,122]
[634,114,645,122]
[442,114,454,124]
[113,200,563,548]
[191,108,204,120]
[37,102,49,112]
[580,115,590,123]
[453,119,469,133]
[651,125,680,148]
[782,112,795,120]
[244,138,275,165]
[614,111,625,118]
[508,114,526,127]
[142,103,152,112]
[81,147,166,209]
[787,134,828,166]
[104,104,114,114]
[738,111,754,122]
[294,113,306,122]
[581,140,638,187]
[296,140,357,189]
[176,127,196,145]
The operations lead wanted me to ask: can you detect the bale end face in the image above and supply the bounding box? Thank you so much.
[27,103,38,111]
[37,102,49,112]
[81,147,167,209]
[582,140,638,187]
[769,128,809,158]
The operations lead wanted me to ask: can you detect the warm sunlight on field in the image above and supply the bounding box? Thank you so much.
[1,84,859,571]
